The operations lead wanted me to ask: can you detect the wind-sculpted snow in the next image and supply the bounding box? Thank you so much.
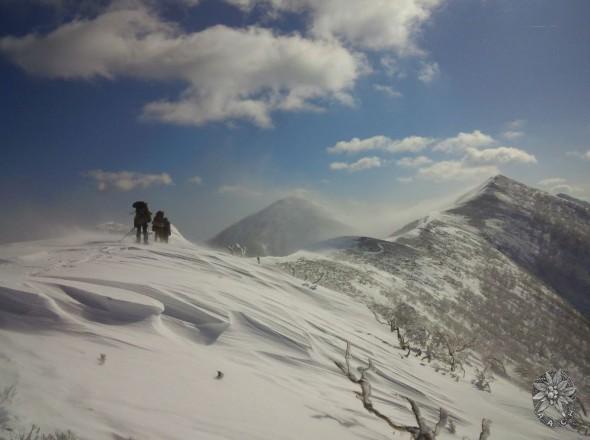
[0,229,585,439]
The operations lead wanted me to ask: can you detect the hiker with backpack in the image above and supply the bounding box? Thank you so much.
[132,201,152,244]
[152,210,172,243]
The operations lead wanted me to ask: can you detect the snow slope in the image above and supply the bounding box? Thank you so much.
[0,229,583,439]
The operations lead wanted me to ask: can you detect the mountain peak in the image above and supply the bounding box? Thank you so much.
[208,197,354,256]
[266,195,314,209]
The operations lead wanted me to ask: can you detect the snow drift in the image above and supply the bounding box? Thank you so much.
[0,218,586,439]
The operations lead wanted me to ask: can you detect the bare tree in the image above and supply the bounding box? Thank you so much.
[372,303,421,354]
[438,333,476,376]
[335,342,448,440]
[372,303,418,332]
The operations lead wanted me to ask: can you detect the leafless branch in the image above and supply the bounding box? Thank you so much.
[312,272,325,285]
[335,342,449,439]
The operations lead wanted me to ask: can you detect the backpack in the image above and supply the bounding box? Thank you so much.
[133,201,152,224]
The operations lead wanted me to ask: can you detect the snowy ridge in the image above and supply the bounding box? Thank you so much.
[278,176,590,415]
[0,230,578,439]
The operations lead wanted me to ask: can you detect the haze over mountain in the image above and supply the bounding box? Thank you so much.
[208,196,354,257]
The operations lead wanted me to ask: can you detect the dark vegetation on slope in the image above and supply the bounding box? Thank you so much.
[277,176,590,430]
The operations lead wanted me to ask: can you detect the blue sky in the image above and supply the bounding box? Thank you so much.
[1,0,589,242]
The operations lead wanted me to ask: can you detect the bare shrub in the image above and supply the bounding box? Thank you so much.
[437,332,476,377]
[447,419,456,433]
[97,354,106,366]
[3,425,78,440]
[0,385,17,429]
[472,367,494,393]
[335,342,448,439]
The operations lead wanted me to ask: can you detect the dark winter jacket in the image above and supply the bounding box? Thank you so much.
[133,202,152,226]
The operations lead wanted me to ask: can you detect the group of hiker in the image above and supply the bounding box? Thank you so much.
[132,201,172,244]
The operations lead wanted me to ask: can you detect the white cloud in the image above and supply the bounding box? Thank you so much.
[501,119,526,140]
[330,156,382,172]
[187,176,203,184]
[566,150,590,160]
[0,4,363,127]
[433,130,495,153]
[327,135,434,155]
[501,130,524,140]
[218,185,262,197]
[417,161,498,182]
[464,146,537,164]
[328,129,537,183]
[397,176,414,184]
[538,177,567,187]
[418,61,439,83]
[549,183,583,195]
[84,169,173,191]
[373,84,402,98]
[537,177,585,196]
[396,155,432,167]
[226,0,443,53]
[380,55,400,76]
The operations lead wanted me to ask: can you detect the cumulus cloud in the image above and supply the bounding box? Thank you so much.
[330,156,383,172]
[373,84,402,98]
[0,4,363,127]
[187,176,203,184]
[433,130,495,153]
[396,155,432,167]
[464,146,537,164]
[84,169,173,191]
[327,129,537,180]
[418,61,439,83]
[327,135,434,155]
[225,0,443,53]
[417,161,498,182]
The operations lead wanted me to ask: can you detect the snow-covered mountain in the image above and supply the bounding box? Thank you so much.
[278,175,590,403]
[208,196,354,256]
[446,175,590,318]
[1,178,589,439]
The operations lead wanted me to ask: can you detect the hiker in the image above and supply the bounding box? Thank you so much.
[152,210,172,243]
[132,201,152,244]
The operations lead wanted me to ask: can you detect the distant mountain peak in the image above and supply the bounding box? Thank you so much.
[208,197,354,256]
